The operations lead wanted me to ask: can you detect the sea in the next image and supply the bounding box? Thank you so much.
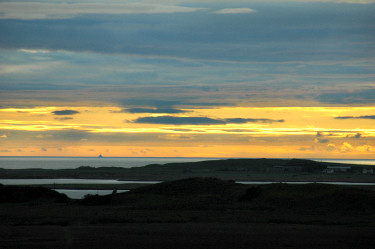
[0,157,375,170]
[0,157,216,170]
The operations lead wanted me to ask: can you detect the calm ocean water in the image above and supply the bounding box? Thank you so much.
[0,157,217,169]
[0,157,374,170]
[312,159,375,166]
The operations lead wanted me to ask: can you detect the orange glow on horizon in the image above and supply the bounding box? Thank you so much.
[1,106,375,158]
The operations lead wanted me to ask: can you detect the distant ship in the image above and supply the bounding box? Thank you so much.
[98,154,103,158]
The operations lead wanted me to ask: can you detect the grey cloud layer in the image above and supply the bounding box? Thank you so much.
[122,108,187,114]
[0,2,204,20]
[225,118,284,124]
[1,3,374,63]
[317,89,375,104]
[133,116,284,125]
[0,2,374,107]
[119,98,232,109]
[52,110,80,115]
[335,115,375,120]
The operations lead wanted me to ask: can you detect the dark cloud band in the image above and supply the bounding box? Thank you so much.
[52,110,80,116]
[335,115,375,120]
[134,116,226,125]
[133,116,284,125]
[122,108,187,114]
[225,118,284,124]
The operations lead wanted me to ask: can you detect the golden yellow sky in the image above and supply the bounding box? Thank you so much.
[1,106,374,158]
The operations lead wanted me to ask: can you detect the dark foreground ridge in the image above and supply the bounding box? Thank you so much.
[1,177,375,249]
[1,177,374,224]
[0,184,68,203]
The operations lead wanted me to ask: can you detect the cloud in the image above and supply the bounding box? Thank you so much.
[298,146,314,151]
[346,133,362,138]
[185,0,375,3]
[41,148,47,151]
[315,131,329,143]
[326,144,336,152]
[133,116,284,125]
[225,118,284,124]
[1,3,374,67]
[11,0,371,23]
[0,149,11,152]
[0,61,65,75]
[120,98,232,109]
[52,110,80,116]
[160,134,194,140]
[315,138,329,143]
[340,142,354,153]
[121,108,187,114]
[335,115,375,120]
[54,117,74,121]
[213,8,256,14]
[311,0,373,2]
[120,99,184,108]
[0,2,204,20]
[317,89,375,104]
[133,116,226,125]
[357,145,372,152]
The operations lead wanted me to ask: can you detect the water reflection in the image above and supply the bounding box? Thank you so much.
[54,189,129,199]
[0,179,161,185]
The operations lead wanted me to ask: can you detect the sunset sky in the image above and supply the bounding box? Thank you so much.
[1,0,375,158]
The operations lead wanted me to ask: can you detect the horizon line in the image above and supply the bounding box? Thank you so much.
[0,156,375,160]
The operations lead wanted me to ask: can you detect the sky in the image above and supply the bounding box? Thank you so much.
[0,0,375,158]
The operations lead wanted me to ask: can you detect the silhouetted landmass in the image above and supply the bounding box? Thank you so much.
[80,178,375,216]
[0,158,374,183]
[0,184,68,203]
[0,159,374,248]
[0,177,374,248]
[0,177,374,224]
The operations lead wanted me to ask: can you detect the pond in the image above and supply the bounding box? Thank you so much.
[53,189,129,199]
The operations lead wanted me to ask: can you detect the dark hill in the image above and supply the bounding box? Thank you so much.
[110,178,247,209]
[1,158,374,182]
[140,158,327,172]
[132,177,239,196]
[0,184,68,203]
[101,178,375,215]
[252,183,375,213]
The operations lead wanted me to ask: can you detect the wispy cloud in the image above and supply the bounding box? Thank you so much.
[0,62,65,75]
[315,137,329,143]
[133,116,284,125]
[177,0,375,4]
[225,118,284,124]
[335,115,375,120]
[52,110,80,116]
[317,89,375,104]
[54,117,74,121]
[304,0,375,3]
[133,116,226,125]
[213,8,256,14]
[183,0,375,3]
[121,108,187,114]
[0,2,204,20]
